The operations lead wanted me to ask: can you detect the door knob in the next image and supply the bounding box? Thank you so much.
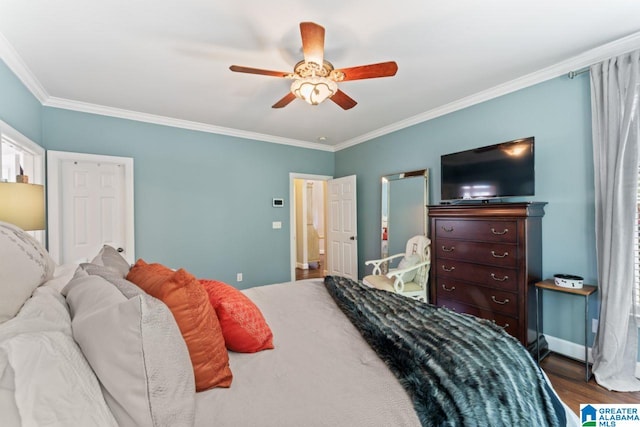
[349,236,357,241]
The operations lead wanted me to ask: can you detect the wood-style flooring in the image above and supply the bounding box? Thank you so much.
[540,353,640,416]
[295,254,325,280]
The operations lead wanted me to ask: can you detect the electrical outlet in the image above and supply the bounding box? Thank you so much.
[236,273,243,282]
[592,319,599,334]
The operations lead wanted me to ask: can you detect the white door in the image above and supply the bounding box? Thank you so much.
[47,151,134,264]
[326,175,358,280]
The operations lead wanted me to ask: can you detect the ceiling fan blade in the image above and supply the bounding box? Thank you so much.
[229,65,290,78]
[272,92,297,109]
[335,61,398,81]
[300,22,325,66]
[330,90,357,110]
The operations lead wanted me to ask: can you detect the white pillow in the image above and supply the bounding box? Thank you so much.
[397,254,421,283]
[64,271,196,427]
[41,263,80,293]
[0,286,117,427]
[0,221,55,323]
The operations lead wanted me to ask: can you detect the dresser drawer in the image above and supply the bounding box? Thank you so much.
[438,298,518,337]
[435,279,518,317]
[434,219,517,243]
[436,239,517,268]
[435,260,517,291]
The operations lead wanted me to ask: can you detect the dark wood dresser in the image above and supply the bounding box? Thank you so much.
[428,202,546,348]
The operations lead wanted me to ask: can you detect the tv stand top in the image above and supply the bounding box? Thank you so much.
[441,198,505,205]
[429,201,547,218]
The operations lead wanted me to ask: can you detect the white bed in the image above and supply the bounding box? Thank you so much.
[0,221,579,426]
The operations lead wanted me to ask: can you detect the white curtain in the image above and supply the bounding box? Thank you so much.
[590,49,640,391]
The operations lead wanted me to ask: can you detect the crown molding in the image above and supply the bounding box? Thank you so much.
[334,31,640,152]
[3,26,639,154]
[0,31,333,152]
[0,32,49,103]
[43,97,334,152]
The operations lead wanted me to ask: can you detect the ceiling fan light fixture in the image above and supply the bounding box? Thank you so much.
[290,76,337,105]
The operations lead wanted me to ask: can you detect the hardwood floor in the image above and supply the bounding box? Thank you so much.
[540,353,640,416]
[295,254,325,280]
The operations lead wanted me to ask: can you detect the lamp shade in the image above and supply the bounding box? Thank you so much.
[0,182,45,231]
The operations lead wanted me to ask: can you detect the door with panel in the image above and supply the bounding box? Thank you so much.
[47,151,134,264]
[326,175,358,280]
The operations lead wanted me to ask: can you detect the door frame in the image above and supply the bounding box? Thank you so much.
[47,150,135,264]
[289,172,332,281]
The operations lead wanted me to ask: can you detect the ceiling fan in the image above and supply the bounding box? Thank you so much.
[229,22,398,110]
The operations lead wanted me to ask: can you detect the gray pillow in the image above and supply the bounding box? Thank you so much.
[90,245,131,278]
[63,273,195,427]
[0,221,55,323]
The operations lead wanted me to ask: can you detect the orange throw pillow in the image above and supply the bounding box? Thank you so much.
[200,279,274,353]
[126,259,232,391]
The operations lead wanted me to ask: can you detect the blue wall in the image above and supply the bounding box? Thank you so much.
[335,74,597,346]
[41,108,334,287]
[0,61,42,143]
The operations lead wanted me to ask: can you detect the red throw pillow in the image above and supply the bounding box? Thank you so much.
[126,259,232,391]
[200,279,274,353]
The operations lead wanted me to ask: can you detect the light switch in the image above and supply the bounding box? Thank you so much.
[272,221,282,229]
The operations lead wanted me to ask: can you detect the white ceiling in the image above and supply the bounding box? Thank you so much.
[1,0,640,151]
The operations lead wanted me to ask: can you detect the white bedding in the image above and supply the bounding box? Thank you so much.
[0,285,117,427]
[0,267,579,426]
[195,279,421,427]
[195,279,580,427]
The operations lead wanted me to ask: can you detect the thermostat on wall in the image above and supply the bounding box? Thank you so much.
[272,198,284,207]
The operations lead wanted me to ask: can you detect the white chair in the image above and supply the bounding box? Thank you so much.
[363,235,431,302]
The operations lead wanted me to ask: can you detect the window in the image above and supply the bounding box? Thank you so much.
[0,120,46,244]
[1,136,36,181]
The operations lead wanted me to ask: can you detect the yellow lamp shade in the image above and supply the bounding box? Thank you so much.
[0,182,45,231]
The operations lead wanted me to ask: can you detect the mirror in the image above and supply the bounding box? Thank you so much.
[381,169,429,272]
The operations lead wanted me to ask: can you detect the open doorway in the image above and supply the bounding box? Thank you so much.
[289,173,331,282]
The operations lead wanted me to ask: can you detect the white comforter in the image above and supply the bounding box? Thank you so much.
[0,286,117,427]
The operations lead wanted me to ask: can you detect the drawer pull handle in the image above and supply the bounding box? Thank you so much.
[490,273,509,282]
[491,296,510,305]
[442,246,455,252]
[442,226,454,232]
[491,251,509,258]
[491,320,509,329]
[442,265,456,272]
[441,284,456,292]
[490,228,509,235]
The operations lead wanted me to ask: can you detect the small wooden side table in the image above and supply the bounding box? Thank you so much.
[535,279,598,382]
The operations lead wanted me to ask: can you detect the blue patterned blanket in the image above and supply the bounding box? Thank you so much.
[324,276,565,427]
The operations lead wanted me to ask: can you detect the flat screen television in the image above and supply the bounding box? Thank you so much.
[440,137,535,202]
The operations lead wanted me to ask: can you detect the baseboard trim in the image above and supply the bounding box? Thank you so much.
[545,334,640,375]
[545,334,593,363]
[296,262,309,270]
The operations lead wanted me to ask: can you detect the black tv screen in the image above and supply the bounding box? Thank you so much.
[440,137,535,201]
